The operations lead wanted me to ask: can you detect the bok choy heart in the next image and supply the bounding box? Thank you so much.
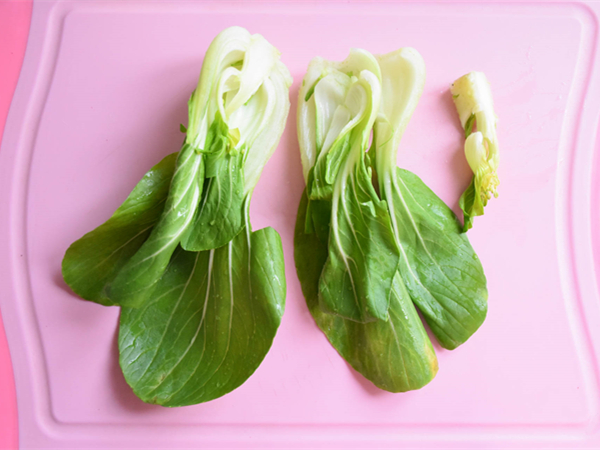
[61,26,291,406]
[295,47,489,392]
[451,71,500,232]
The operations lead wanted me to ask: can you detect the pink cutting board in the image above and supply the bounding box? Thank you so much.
[2,0,600,448]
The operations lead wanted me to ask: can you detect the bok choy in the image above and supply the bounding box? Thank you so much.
[451,71,499,232]
[295,47,488,393]
[62,26,291,406]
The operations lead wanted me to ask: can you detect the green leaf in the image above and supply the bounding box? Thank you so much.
[180,124,187,133]
[387,168,488,349]
[295,191,438,392]
[61,153,178,306]
[180,142,245,252]
[458,177,480,232]
[119,225,286,406]
[108,143,205,307]
[318,155,399,323]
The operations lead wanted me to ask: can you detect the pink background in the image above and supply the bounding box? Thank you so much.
[1,1,600,448]
[0,1,31,448]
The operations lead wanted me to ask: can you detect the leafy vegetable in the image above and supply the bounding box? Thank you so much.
[295,47,489,392]
[451,71,499,232]
[62,26,291,406]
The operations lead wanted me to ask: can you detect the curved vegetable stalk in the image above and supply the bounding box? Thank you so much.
[374,50,487,350]
[451,71,499,232]
[298,51,399,324]
[373,48,426,200]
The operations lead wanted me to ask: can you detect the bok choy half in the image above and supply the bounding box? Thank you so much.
[62,26,291,406]
[294,48,488,393]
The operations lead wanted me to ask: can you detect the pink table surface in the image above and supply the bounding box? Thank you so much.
[0,2,32,449]
[0,0,32,450]
[0,0,32,449]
